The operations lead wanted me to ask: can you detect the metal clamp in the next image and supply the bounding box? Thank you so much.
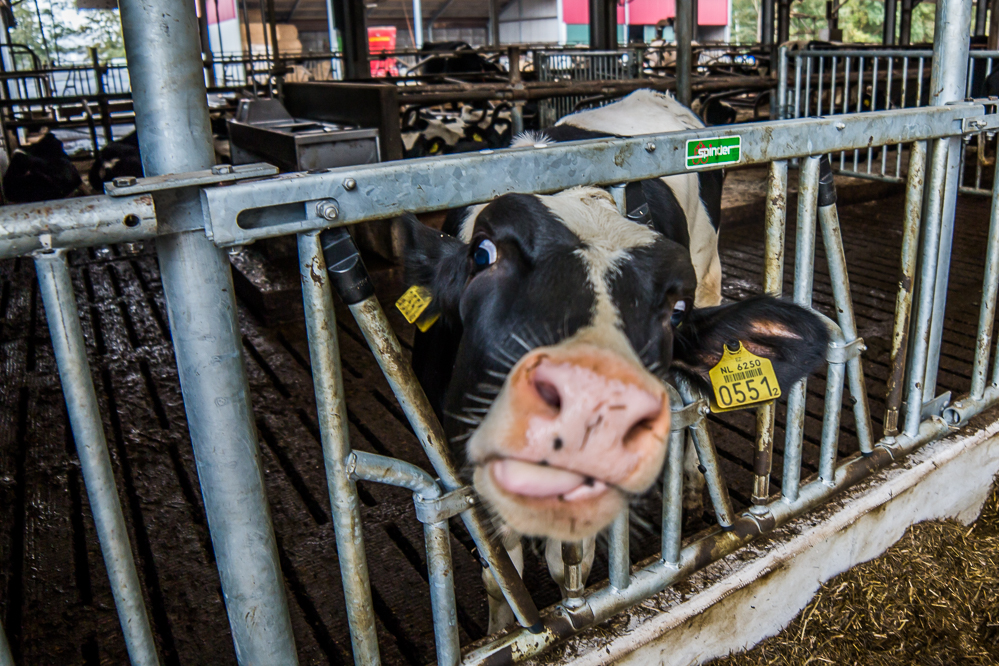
[413,485,477,524]
[826,336,866,364]
[962,114,999,134]
[104,162,279,196]
[670,397,708,431]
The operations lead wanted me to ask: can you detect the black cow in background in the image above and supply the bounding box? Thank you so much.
[88,131,143,192]
[2,132,83,204]
[410,41,504,78]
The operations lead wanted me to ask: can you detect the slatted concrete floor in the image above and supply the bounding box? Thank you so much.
[0,187,993,665]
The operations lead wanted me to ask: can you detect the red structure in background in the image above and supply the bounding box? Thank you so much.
[205,0,237,24]
[562,0,727,26]
[369,26,399,77]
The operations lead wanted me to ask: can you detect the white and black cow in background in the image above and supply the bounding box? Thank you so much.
[397,90,829,631]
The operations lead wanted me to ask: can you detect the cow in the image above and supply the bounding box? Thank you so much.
[88,131,143,192]
[397,90,829,632]
[2,131,83,204]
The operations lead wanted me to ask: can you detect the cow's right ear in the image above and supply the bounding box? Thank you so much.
[396,213,470,318]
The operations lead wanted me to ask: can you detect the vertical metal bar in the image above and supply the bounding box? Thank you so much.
[298,232,380,665]
[854,56,865,171]
[817,197,874,452]
[424,521,459,666]
[118,1,299,662]
[776,45,788,119]
[608,510,630,590]
[868,57,879,173]
[793,53,802,119]
[782,156,820,503]
[885,140,927,437]
[818,359,846,483]
[972,155,999,398]
[903,138,950,436]
[676,0,693,106]
[675,384,734,528]
[816,56,824,117]
[661,386,685,567]
[883,57,893,176]
[841,56,851,168]
[33,250,160,666]
[923,0,972,399]
[346,298,540,628]
[751,160,787,510]
[916,57,925,108]
[885,0,898,44]
[803,55,812,118]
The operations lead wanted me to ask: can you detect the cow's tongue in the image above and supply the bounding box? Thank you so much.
[490,459,607,501]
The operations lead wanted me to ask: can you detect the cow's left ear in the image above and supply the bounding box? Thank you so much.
[671,295,829,391]
[396,213,470,319]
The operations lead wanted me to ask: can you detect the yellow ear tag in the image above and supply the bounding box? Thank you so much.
[395,285,440,332]
[708,342,781,413]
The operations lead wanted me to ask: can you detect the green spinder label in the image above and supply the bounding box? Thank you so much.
[685,136,742,169]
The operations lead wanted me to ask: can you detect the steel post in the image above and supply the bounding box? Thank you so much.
[661,386,685,567]
[298,232,380,665]
[346,297,541,629]
[760,0,775,47]
[899,0,913,46]
[676,384,734,528]
[903,138,950,436]
[676,0,693,107]
[561,541,586,608]
[776,0,790,46]
[413,0,424,49]
[972,146,999,397]
[34,250,160,666]
[923,0,972,402]
[818,359,846,483]
[885,140,927,436]
[782,156,820,503]
[118,1,299,663]
[884,0,898,44]
[752,160,787,508]
[976,0,989,37]
[608,511,630,590]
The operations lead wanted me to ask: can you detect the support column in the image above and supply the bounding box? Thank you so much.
[489,0,500,45]
[990,0,999,50]
[117,1,299,664]
[921,0,972,405]
[900,0,913,46]
[760,0,775,47]
[589,0,616,49]
[413,0,424,48]
[776,0,790,46]
[976,0,988,36]
[333,0,369,79]
[884,0,898,44]
[676,0,693,106]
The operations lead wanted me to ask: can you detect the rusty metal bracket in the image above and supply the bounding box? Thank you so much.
[104,162,279,196]
[413,485,477,524]
[827,336,866,364]
[670,398,708,431]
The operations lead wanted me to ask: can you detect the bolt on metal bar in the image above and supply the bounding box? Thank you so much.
[661,385,686,567]
[971,148,999,398]
[345,297,541,629]
[298,231,380,666]
[782,156,820,503]
[33,249,160,666]
[904,137,950,437]
[347,451,459,666]
[607,510,630,590]
[118,0,299,660]
[885,140,927,437]
[561,541,586,609]
[752,160,788,508]
[676,383,735,528]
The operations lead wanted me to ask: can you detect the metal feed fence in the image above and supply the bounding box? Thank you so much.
[2,2,996,665]
[778,46,999,195]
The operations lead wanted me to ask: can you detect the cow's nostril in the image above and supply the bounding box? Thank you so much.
[553,437,563,450]
[623,418,656,447]
[535,379,561,411]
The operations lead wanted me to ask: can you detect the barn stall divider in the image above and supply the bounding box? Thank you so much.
[0,0,995,664]
[778,44,999,195]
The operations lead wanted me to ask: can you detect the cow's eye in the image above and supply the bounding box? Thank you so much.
[669,300,688,328]
[473,239,498,267]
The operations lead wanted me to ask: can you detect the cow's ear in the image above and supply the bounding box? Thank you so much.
[396,213,469,318]
[671,295,829,391]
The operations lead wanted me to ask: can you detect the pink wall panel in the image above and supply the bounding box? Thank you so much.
[563,0,727,27]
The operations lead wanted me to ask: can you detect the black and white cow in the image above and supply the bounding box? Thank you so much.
[2,131,83,204]
[398,90,828,630]
[88,131,143,192]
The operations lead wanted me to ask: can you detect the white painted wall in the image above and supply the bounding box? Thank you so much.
[499,0,561,44]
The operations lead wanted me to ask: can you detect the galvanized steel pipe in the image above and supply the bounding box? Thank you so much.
[118,0,299,662]
[676,383,735,528]
[299,232,381,665]
[675,0,693,107]
[34,249,160,666]
[970,150,999,399]
[661,385,686,567]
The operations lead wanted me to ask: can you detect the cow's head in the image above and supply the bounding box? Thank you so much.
[400,188,828,541]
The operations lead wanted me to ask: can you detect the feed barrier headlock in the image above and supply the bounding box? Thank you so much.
[1,0,997,662]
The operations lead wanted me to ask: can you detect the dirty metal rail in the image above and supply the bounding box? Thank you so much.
[0,104,987,258]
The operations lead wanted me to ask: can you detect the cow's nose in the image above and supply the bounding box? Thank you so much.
[497,345,671,492]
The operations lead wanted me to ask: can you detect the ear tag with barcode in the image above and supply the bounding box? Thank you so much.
[708,342,781,413]
[395,285,440,332]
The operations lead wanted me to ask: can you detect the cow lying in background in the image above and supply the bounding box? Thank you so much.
[398,90,829,631]
[88,131,143,192]
[2,131,83,204]
[401,102,513,157]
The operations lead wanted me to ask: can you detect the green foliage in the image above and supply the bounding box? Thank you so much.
[730,0,936,45]
[9,0,125,64]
